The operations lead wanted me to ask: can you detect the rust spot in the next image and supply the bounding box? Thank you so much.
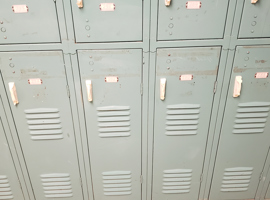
[255,60,267,64]
[233,67,247,73]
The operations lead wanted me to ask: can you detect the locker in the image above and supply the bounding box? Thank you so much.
[71,0,142,42]
[209,46,270,200]
[157,0,229,41]
[239,0,270,39]
[0,51,83,200]
[0,110,25,200]
[77,49,142,200]
[152,47,221,199]
[0,0,60,44]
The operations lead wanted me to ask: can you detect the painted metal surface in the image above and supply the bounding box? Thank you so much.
[0,51,83,200]
[0,0,60,44]
[0,116,25,200]
[71,0,143,42]
[239,0,270,38]
[157,0,229,40]
[77,49,142,200]
[152,47,220,200]
[209,45,270,200]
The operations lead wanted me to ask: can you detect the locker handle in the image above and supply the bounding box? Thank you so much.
[86,80,93,102]
[251,0,259,4]
[9,82,19,106]
[77,0,83,8]
[233,76,242,98]
[165,0,171,6]
[160,78,166,101]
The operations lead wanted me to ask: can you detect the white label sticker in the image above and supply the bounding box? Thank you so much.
[180,74,193,81]
[28,79,42,85]
[100,3,115,11]
[255,72,269,79]
[12,5,28,13]
[186,1,201,9]
[105,76,118,82]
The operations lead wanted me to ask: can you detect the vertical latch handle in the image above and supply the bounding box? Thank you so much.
[160,78,166,100]
[233,76,242,98]
[165,0,171,6]
[9,82,19,105]
[86,80,93,102]
[77,0,83,8]
[251,0,259,4]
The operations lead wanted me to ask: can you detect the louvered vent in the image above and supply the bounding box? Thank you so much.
[102,171,132,196]
[0,175,13,199]
[25,108,63,140]
[221,167,253,192]
[97,106,131,138]
[166,104,200,136]
[41,173,73,198]
[234,102,270,134]
[162,169,192,194]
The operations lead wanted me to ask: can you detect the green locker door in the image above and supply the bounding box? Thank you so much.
[0,0,60,44]
[0,112,25,200]
[152,47,220,200]
[239,0,270,39]
[209,46,270,200]
[0,51,83,200]
[78,49,142,200]
[157,0,229,41]
[71,0,142,42]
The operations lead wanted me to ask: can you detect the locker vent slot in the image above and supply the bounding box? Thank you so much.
[41,173,73,198]
[0,175,13,199]
[221,167,253,192]
[102,171,132,196]
[25,108,63,140]
[166,104,200,136]
[97,106,131,138]
[234,102,270,134]
[162,169,192,194]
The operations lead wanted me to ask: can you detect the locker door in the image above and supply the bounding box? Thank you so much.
[209,46,270,200]
[152,47,220,200]
[78,49,142,200]
[0,51,83,200]
[0,113,25,200]
[0,0,60,44]
[157,0,229,41]
[71,0,142,42]
[239,0,270,39]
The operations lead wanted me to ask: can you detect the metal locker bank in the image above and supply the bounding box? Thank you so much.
[0,0,270,200]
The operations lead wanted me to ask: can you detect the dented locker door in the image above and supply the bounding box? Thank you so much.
[71,0,142,42]
[209,46,270,200]
[0,0,60,44]
[157,0,229,41]
[0,51,83,200]
[152,47,220,200]
[78,49,142,200]
[239,0,270,38]
[0,112,25,200]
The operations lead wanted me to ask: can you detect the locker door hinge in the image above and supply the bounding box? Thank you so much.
[140,175,143,184]
[140,83,143,96]
[200,174,203,182]
[259,172,264,181]
[80,177,83,187]
[66,85,70,98]
[213,81,218,94]
[18,179,22,190]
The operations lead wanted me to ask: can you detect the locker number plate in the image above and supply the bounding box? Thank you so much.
[100,3,115,11]
[105,76,118,82]
[180,74,193,81]
[186,1,201,9]
[255,72,269,79]
[12,5,28,13]
[28,79,42,85]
